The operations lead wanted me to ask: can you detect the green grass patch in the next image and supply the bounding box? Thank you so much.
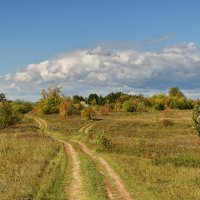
[36,146,67,200]
[152,154,200,168]
[77,147,107,200]
[32,110,200,199]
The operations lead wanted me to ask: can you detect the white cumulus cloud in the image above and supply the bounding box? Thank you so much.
[1,42,200,100]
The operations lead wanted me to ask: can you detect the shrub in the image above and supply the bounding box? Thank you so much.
[59,99,80,117]
[11,100,34,114]
[74,103,84,111]
[81,107,96,120]
[96,130,112,150]
[0,102,21,129]
[40,97,61,114]
[153,101,165,110]
[193,105,200,136]
[137,102,147,112]
[122,100,136,112]
[38,86,62,114]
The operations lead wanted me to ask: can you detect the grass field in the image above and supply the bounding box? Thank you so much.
[0,117,67,200]
[1,110,200,199]
[42,110,200,200]
[86,110,200,200]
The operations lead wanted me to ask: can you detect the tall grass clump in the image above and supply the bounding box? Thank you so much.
[96,130,113,150]
[193,104,200,136]
[0,130,65,200]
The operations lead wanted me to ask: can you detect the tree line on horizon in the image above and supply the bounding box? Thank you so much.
[1,86,200,133]
[31,86,198,119]
[0,86,198,119]
[1,86,200,139]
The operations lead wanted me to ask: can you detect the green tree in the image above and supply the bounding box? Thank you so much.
[39,86,63,114]
[11,100,33,114]
[73,95,85,103]
[154,101,165,110]
[122,100,136,112]
[0,102,21,129]
[151,94,166,110]
[96,130,112,150]
[97,95,105,105]
[169,87,185,98]
[88,94,99,105]
[0,93,6,102]
[105,92,124,103]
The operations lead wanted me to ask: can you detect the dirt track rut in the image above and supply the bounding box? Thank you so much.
[33,117,85,200]
[64,142,84,200]
[75,140,133,200]
[33,117,133,200]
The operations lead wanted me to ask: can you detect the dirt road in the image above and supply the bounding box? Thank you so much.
[64,142,84,200]
[33,116,133,200]
[75,140,133,200]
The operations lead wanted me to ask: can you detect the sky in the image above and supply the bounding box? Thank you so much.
[0,0,200,101]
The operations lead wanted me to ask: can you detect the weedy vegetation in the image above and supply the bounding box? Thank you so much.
[0,117,67,200]
[1,87,200,200]
[41,109,200,200]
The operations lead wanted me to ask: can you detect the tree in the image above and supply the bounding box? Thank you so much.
[168,87,185,98]
[154,101,165,110]
[73,95,85,104]
[38,86,63,114]
[88,94,99,105]
[81,107,96,120]
[11,100,33,114]
[0,93,6,102]
[59,98,79,117]
[122,100,136,112]
[151,94,166,110]
[97,95,105,105]
[0,102,21,129]
[105,92,124,103]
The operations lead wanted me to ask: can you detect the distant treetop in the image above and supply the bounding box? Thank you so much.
[0,93,6,102]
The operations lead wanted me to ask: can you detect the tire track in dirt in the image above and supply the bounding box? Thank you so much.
[84,123,96,134]
[64,142,84,200]
[73,140,114,199]
[30,117,47,130]
[78,123,90,134]
[98,156,133,200]
[78,122,96,134]
[32,116,85,200]
[38,118,48,129]
[75,140,133,200]
[33,116,133,199]
[77,121,133,199]
[34,118,42,128]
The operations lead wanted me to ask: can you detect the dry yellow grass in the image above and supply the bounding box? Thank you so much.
[0,117,66,200]
[85,110,200,200]
[35,110,200,199]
